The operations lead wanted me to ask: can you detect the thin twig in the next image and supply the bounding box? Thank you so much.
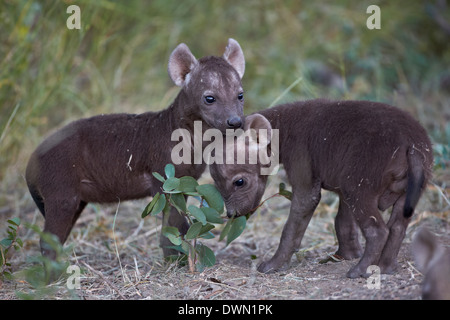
[251,192,286,213]
[81,261,127,300]
[0,102,21,145]
[430,181,450,207]
[269,77,303,108]
[112,199,127,283]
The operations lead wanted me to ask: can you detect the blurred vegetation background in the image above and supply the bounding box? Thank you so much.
[0,0,449,194]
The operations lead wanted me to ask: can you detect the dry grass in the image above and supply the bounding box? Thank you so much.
[1,168,448,300]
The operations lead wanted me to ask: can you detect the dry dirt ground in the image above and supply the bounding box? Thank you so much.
[0,168,449,300]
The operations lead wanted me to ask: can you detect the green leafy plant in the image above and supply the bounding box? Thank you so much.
[142,164,247,272]
[14,224,76,299]
[0,217,23,281]
[1,218,79,299]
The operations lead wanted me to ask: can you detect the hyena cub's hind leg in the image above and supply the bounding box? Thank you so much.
[379,149,430,274]
[39,194,87,259]
[377,194,408,274]
[346,196,389,279]
[334,198,364,260]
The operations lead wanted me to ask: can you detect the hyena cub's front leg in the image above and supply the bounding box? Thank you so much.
[258,183,321,273]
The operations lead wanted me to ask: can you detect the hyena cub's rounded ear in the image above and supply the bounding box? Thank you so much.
[168,43,198,87]
[223,38,245,79]
[244,114,272,147]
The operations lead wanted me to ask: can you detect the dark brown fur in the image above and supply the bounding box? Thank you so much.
[210,99,433,278]
[26,39,246,258]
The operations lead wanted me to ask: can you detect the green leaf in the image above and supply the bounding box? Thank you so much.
[181,241,191,255]
[0,239,12,248]
[198,223,215,238]
[165,163,175,179]
[196,263,205,273]
[142,193,167,218]
[219,218,233,242]
[188,205,206,225]
[201,207,223,224]
[178,176,199,193]
[279,190,292,200]
[169,193,187,213]
[185,222,203,240]
[7,217,20,227]
[279,183,292,201]
[165,244,188,256]
[196,184,224,213]
[199,231,215,239]
[226,216,247,246]
[183,192,201,197]
[152,172,165,183]
[151,194,167,216]
[141,192,160,218]
[166,234,182,246]
[196,243,216,268]
[162,226,182,246]
[163,177,180,192]
[162,198,171,215]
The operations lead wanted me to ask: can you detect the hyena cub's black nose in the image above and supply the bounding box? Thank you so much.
[227,116,242,129]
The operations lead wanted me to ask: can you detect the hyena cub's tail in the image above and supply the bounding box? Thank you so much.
[28,183,45,217]
[403,147,427,218]
[25,154,46,217]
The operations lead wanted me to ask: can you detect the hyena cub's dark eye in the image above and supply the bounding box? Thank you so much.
[238,92,244,101]
[204,96,216,104]
[234,178,245,187]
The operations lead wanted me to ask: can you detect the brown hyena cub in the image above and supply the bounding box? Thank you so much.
[210,99,433,278]
[26,39,246,259]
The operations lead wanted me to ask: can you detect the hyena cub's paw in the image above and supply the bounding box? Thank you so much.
[257,259,288,274]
